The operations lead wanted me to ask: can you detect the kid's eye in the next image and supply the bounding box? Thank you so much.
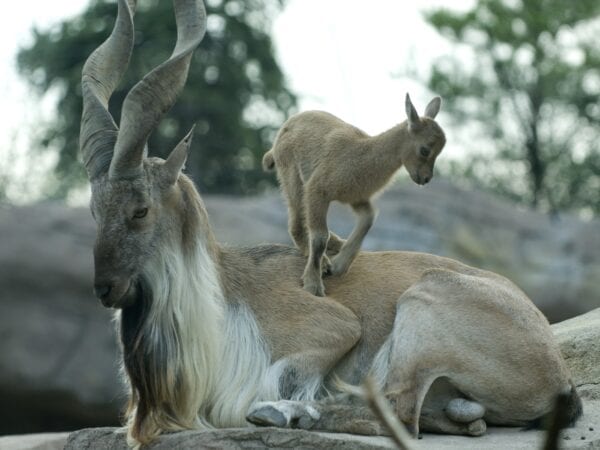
[419,147,431,158]
[133,208,148,219]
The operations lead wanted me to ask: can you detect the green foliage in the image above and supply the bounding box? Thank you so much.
[17,0,296,196]
[425,0,600,215]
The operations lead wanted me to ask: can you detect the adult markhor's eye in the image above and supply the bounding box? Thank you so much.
[133,208,148,219]
[419,146,431,158]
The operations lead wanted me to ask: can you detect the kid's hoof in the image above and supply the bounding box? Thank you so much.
[304,282,326,297]
[329,256,350,277]
[247,405,288,428]
[322,256,333,276]
[329,263,347,277]
[302,274,326,296]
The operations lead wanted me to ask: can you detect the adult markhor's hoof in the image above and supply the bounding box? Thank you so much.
[246,405,287,427]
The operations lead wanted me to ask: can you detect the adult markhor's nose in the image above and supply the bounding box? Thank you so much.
[94,284,112,300]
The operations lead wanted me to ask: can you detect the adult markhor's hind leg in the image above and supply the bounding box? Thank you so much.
[382,273,489,437]
[385,372,437,437]
[382,307,441,435]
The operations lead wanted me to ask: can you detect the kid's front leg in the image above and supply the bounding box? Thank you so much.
[330,201,376,276]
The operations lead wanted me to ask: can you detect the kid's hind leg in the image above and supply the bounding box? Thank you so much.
[288,204,309,256]
[302,191,331,296]
[281,169,309,255]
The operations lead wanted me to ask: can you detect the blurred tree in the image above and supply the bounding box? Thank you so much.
[17,0,296,196]
[425,0,600,214]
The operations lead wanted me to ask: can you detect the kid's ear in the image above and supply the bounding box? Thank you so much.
[405,93,421,131]
[424,97,442,119]
[163,125,195,185]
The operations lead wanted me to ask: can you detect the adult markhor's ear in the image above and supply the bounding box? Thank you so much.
[405,93,421,132]
[163,125,195,185]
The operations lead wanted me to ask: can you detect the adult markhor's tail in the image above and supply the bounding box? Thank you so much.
[527,383,583,433]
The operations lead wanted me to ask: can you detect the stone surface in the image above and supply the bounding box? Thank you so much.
[1,181,599,434]
[0,202,122,434]
[65,427,395,450]
[553,308,600,400]
[0,432,69,450]
[63,401,600,449]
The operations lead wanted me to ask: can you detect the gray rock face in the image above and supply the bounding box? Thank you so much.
[1,181,599,434]
[63,403,600,449]
[65,427,397,450]
[0,432,69,450]
[0,203,122,434]
[553,308,600,400]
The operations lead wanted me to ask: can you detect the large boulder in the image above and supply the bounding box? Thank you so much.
[0,432,69,450]
[0,203,121,434]
[64,412,600,450]
[1,180,599,434]
[553,308,600,400]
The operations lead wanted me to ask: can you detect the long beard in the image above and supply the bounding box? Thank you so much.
[118,240,225,442]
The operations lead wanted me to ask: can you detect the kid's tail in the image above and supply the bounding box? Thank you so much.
[262,150,275,171]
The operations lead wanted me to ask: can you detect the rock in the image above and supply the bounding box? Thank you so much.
[552,308,600,400]
[63,401,600,449]
[65,427,396,450]
[0,432,69,450]
[0,202,123,434]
